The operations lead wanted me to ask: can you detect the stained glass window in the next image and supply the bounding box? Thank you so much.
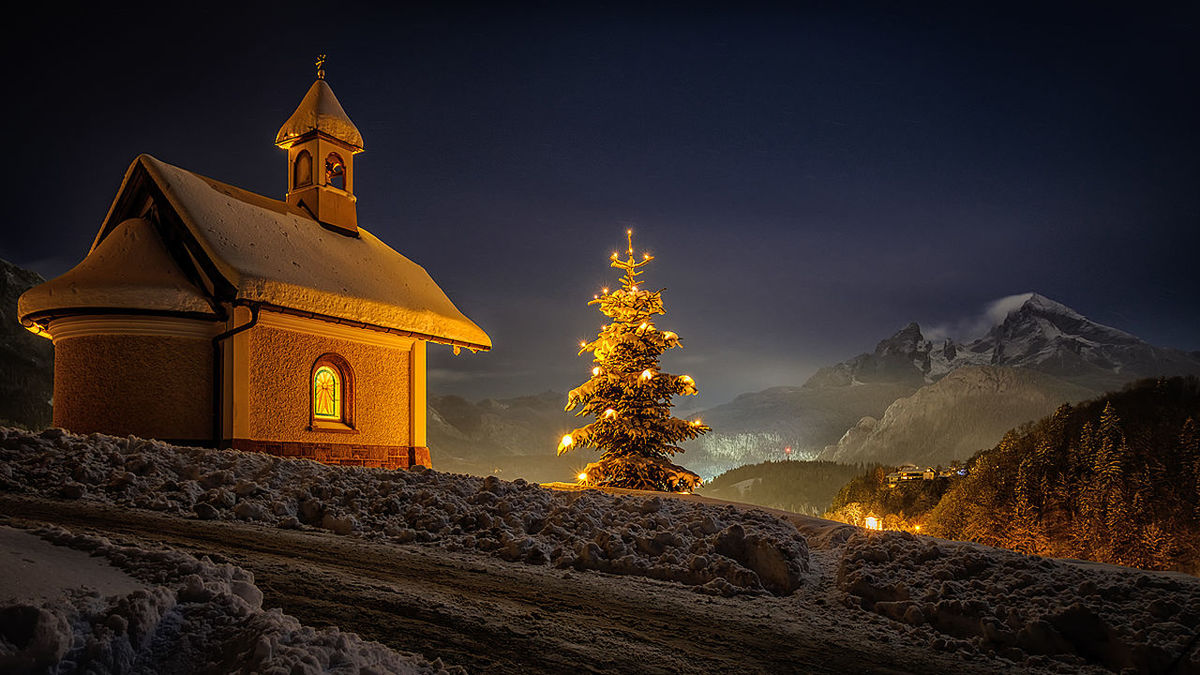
[313,365,341,420]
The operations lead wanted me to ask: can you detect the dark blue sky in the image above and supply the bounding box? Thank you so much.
[4,2,1198,407]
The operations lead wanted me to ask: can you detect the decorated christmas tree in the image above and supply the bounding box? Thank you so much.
[557,230,710,492]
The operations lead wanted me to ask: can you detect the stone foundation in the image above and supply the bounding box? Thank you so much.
[230,439,431,470]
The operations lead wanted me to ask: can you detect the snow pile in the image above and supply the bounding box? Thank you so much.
[837,530,1200,673]
[0,428,809,596]
[1,526,458,674]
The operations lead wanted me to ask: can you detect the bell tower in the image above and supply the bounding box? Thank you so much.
[275,56,365,235]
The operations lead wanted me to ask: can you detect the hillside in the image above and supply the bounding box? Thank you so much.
[0,258,52,429]
[926,376,1200,572]
[697,459,869,515]
[684,382,915,475]
[825,465,960,532]
[821,366,1096,466]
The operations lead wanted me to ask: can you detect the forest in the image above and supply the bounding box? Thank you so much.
[824,466,956,532]
[699,459,870,515]
[826,376,1200,572]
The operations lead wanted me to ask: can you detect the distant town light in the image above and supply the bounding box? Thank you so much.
[864,516,881,531]
[577,472,588,482]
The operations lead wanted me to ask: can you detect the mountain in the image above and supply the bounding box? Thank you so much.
[814,293,1200,391]
[427,391,583,482]
[682,382,915,477]
[702,292,1200,470]
[804,321,959,388]
[967,293,1200,389]
[819,366,1096,466]
[0,258,53,428]
[677,322,943,477]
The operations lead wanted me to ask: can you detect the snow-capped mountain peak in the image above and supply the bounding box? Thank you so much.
[807,293,1200,390]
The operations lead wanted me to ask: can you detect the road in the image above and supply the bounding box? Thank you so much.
[1,494,1011,674]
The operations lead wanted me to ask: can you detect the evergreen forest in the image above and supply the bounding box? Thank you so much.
[699,460,870,515]
[826,377,1200,572]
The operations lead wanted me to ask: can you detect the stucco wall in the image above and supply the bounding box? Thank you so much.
[246,325,410,446]
[53,334,212,440]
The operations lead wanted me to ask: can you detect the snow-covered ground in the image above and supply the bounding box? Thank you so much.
[2,426,1199,673]
[0,525,457,673]
[0,427,807,597]
[838,529,1200,673]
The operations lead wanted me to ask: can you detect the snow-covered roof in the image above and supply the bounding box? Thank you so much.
[20,155,491,351]
[275,79,364,151]
[18,217,217,319]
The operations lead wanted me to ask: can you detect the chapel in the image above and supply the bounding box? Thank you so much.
[16,66,490,470]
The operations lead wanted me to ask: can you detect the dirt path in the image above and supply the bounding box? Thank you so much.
[1,495,1010,674]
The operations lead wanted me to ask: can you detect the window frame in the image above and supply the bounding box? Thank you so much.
[294,149,313,189]
[308,353,355,432]
[325,152,346,191]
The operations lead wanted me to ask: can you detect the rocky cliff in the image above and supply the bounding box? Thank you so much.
[1,258,52,428]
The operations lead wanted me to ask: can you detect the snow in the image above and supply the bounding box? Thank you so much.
[838,529,1200,672]
[4,426,1199,672]
[0,427,809,596]
[0,527,145,605]
[16,217,215,320]
[0,525,458,674]
[275,79,365,150]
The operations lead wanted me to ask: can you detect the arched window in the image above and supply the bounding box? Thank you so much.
[310,354,354,429]
[325,153,346,190]
[294,150,313,188]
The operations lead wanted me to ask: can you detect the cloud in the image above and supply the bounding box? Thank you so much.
[925,292,1034,341]
[984,293,1035,325]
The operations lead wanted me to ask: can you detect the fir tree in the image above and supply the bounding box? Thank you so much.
[1182,417,1200,519]
[557,230,710,491]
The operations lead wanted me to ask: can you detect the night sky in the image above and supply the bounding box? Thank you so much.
[5,2,1198,408]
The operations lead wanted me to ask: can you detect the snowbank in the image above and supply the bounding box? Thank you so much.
[0,526,458,674]
[0,428,809,596]
[837,530,1200,673]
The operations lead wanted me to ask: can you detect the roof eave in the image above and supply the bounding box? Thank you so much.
[248,300,491,352]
